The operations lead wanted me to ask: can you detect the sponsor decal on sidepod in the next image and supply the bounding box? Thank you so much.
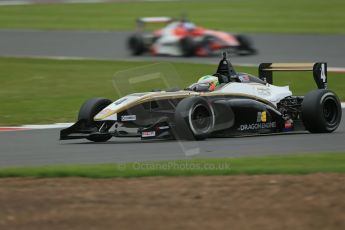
[121,115,136,121]
[142,131,156,137]
[238,122,277,131]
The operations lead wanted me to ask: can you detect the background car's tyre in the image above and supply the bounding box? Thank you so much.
[180,36,196,57]
[235,34,257,55]
[78,97,113,142]
[174,97,215,140]
[301,89,342,133]
[128,35,145,56]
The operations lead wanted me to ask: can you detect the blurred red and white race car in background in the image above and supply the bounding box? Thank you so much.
[127,17,257,57]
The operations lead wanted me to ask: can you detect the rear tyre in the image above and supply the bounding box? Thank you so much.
[180,36,196,57]
[235,34,257,55]
[301,89,342,133]
[128,35,145,56]
[174,97,214,140]
[78,98,113,142]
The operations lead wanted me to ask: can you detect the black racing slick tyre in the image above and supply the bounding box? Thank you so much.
[301,89,342,133]
[235,34,257,56]
[180,36,196,57]
[128,35,145,56]
[174,97,215,140]
[78,97,113,142]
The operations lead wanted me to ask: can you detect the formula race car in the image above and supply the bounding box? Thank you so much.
[127,17,257,57]
[60,53,342,142]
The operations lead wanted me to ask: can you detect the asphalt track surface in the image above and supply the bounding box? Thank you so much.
[0,29,345,67]
[0,29,345,167]
[0,109,344,168]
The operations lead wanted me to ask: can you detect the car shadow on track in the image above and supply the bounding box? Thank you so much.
[60,131,311,145]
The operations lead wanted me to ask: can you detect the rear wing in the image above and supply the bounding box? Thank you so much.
[258,63,328,89]
[136,17,173,31]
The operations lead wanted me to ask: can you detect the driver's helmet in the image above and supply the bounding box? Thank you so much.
[183,22,196,31]
[197,75,219,91]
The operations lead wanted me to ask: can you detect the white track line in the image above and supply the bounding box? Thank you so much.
[0,1,30,6]
[6,55,345,73]
[0,123,73,131]
[0,0,111,6]
[1,104,344,131]
[328,67,345,73]
[21,123,73,129]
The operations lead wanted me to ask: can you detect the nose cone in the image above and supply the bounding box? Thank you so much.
[94,108,118,121]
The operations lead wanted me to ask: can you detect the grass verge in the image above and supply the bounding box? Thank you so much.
[0,0,344,33]
[0,57,344,126]
[0,153,344,178]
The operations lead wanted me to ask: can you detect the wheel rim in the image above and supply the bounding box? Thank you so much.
[189,104,213,135]
[323,97,338,125]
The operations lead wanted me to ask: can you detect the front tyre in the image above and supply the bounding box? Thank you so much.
[128,35,145,56]
[78,97,113,142]
[174,97,215,140]
[301,89,342,133]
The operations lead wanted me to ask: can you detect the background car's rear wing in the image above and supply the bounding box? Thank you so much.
[258,63,327,89]
[136,17,173,31]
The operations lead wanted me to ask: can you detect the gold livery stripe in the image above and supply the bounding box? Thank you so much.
[95,90,275,120]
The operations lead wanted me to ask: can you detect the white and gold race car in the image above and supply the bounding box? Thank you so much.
[60,54,342,142]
